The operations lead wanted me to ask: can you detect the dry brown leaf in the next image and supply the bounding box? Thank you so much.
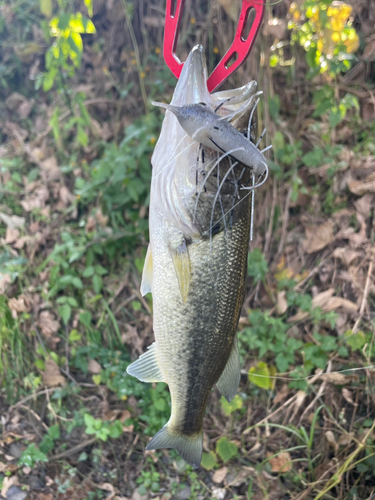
[95,209,109,227]
[212,466,228,484]
[289,289,357,321]
[8,295,30,318]
[5,226,20,244]
[319,372,351,384]
[348,172,375,196]
[325,430,337,450]
[21,185,49,212]
[1,475,20,497]
[86,216,96,233]
[268,451,291,473]
[333,247,361,266]
[88,358,101,374]
[59,186,75,207]
[342,388,357,406]
[38,310,60,337]
[354,194,374,223]
[273,384,289,405]
[42,359,66,387]
[228,466,255,486]
[0,273,11,293]
[0,212,25,229]
[96,483,116,500]
[302,221,334,253]
[338,432,354,446]
[276,291,288,315]
[38,494,54,500]
[41,157,61,182]
[120,410,131,422]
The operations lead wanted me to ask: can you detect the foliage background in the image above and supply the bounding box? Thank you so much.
[0,0,375,499]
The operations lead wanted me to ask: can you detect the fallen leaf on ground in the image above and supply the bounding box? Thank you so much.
[41,156,61,182]
[5,227,20,244]
[276,291,288,315]
[212,466,228,484]
[42,359,66,387]
[325,431,337,451]
[319,373,352,385]
[333,247,361,266]
[273,384,289,405]
[1,475,20,497]
[96,483,116,500]
[342,388,357,406]
[8,295,31,318]
[302,221,334,253]
[289,288,357,321]
[0,212,25,229]
[268,451,292,472]
[21,185,49,212]
[0,273,11,294]
[348,172,375,196]
[88,358,101,374]
[38,311,60,337]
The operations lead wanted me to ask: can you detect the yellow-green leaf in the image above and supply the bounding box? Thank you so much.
[40,0,53,18]
[220,394,243,416]
[248,361,271,389]
[201,451,217,470]
[70,31,83,52]
[216,437,238,463]
[84,0,93,17]
[92,374,101,385]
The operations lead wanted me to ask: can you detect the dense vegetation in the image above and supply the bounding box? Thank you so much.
[0,0,374,499]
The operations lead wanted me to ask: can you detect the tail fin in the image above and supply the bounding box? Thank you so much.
[146,424,203,468]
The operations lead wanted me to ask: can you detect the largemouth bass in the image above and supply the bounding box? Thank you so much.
[127,45,268,467]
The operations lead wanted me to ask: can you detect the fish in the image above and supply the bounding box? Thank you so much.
[126,44,268,467]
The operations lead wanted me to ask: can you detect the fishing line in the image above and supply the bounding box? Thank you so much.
[210,160,240,248]
[193,146,245,224]
[205,163,269,238]
[153,132,193,179]
[245,365,375,382]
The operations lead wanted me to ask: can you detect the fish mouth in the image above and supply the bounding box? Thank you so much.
[171,45,210,106]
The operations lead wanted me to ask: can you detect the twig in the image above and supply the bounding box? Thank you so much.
[9,388,56,411]
[275,183,292,261]
[263,179,277,258]
[352,245,375,333]
[121,0,148,113]
[52,437,97,460]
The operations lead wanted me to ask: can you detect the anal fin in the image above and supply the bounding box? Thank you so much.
[140,245,153,296]
[126,343,163,383]
[216,333,240,402]
[171,238,191,303]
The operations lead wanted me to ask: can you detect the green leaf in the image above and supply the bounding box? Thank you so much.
[92,274,103,294]
[69,329,81,342]
[35,359,45,370]
[201,451,217,470]
[40,0,53,17]
[72,276,83,289]
[58,304,71,325]
[92,374,101,385]
[248,361,271,389]
[83,266,95,277]
[215,437,237,463]
[48,424,60,440]
[94,265,108,275]
[220,394,243,416]
[79,311,92,328]
[154,398,166,411]
[67,297,78,307]
[345,330,366,351]
[18,444,48,468]
[108,420,123,439]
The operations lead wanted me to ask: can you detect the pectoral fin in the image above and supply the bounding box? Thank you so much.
[216,333,240,402]
[126,343,164,383]
[140,245,153,296]
[171,238,191,303]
